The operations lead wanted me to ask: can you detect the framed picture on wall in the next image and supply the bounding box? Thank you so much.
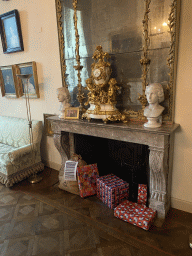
[0,9,24,54]
[0,65,20,98]
[15,61,40,98]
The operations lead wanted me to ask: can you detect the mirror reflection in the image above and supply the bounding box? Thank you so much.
[58,0,177,120]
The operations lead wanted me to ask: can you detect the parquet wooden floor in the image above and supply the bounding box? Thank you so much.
[0,167,191,256]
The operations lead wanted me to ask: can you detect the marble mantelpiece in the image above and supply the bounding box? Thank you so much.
[49,116,179,222]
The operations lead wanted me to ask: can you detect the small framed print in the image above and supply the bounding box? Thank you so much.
[65,107,79,119]
[0,10,24,54]
[15,61,40,98]
[0,65,20,98]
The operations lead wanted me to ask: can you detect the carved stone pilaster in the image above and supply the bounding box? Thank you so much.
[60,132,70,159]
[149,145,170,219]
[53,132,70,176]
[53,132,75,176]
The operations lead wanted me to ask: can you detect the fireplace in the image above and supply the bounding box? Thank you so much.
[49,116,179,223]
[74,133,149,203]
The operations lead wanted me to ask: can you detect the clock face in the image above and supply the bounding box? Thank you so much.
[93,68,101,78]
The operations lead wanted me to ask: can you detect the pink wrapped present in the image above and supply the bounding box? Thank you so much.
[96,174,129,209]
[77,163,99,198]
[114,200,156,230]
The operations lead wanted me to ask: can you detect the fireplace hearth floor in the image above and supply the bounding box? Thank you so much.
[8,167,192,256]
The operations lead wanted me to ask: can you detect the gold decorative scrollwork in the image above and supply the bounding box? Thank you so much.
[55,0,67,88]
[140,0,151,96]
[82,45,126,123]
[73,0,86,113]
[166,0,180,121]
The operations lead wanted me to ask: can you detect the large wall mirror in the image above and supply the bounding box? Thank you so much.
[55,0,180,122]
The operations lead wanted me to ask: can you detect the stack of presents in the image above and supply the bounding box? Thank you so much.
[76,163,156,231]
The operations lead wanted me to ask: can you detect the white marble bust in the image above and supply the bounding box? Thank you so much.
[57,87,71,118]
[144,83,165,128]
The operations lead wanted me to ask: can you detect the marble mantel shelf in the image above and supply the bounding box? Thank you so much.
[49,116,179,136]
[49,116,179,223]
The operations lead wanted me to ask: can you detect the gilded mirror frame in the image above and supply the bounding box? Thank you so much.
[55,0,181,123]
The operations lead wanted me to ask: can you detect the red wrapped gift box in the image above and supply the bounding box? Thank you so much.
[114,200,156,230]
[96,174,129,209]
[137,184,147,205]
[77,163,99,198]
[96,174,117,200]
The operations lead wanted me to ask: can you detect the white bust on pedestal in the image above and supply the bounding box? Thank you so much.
[144,83,165,128]
[57,87,71,119]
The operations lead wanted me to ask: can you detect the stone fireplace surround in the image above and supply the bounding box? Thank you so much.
[49,116,179,223]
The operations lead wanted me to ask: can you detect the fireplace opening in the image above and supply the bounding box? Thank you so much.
[74,133,149,203]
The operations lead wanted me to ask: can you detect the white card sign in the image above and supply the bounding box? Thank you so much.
[64,161,78,181]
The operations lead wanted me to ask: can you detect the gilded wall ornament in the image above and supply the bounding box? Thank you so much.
[82,46,126,123]
[73,0,85,113]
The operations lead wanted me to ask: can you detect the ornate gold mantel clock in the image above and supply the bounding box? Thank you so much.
[82,46,126,123]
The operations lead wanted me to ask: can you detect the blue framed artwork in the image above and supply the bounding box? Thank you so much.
[0,9,24,54]
[15,62,40,98]
[0,65,20,98]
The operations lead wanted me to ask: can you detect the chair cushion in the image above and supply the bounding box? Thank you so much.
[0,143,17,167]
[0,116,42,147]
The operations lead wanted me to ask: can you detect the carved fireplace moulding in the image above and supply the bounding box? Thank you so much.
[49,116,179,222]
[55,0,181,123]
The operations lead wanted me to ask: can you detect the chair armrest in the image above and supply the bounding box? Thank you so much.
[8,144,37,162]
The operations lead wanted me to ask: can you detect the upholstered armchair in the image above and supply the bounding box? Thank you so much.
[0,116,44,187]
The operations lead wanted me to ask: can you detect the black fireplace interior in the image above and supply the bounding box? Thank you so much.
[74,133,149,203]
